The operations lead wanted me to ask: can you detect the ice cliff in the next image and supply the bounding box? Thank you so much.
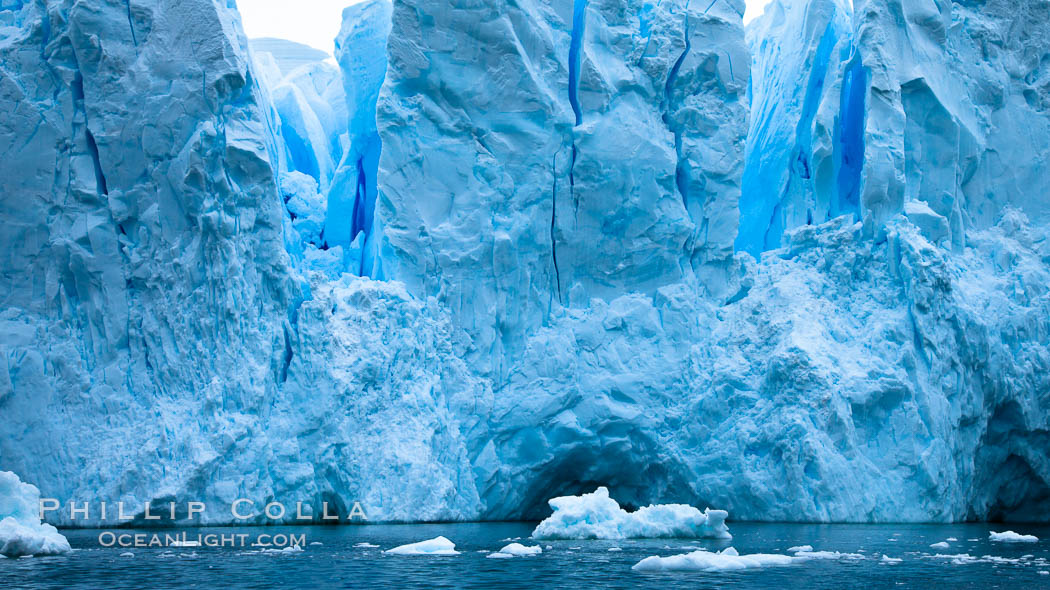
[0,0,1047,526]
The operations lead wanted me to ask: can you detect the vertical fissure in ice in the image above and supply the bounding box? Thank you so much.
[662,1,693,210]
[834,52,866,219]
[551,153,563,301]
[124,0,137,45]
[568,0,587,126]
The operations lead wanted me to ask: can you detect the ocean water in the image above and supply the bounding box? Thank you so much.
[2,522,1048,589]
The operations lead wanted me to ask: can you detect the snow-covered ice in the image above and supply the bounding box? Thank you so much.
[930,542,950,550]
[0,472,71,558]
[788,545,814,553]
[989,531,1039,543]
[384,536,459,556]
[531,488,730,540]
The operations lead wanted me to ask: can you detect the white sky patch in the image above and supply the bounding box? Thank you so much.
[237,0,775,54]
[237,0,364,55]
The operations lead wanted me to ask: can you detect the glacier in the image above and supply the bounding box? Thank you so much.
[0,0,1047,528]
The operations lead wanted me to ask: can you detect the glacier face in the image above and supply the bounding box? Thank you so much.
[0,0,1048,526]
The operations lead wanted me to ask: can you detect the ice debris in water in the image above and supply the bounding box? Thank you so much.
[989,531,1038,543]
[881,556,902,564]
[354,542,379,548]
[0,472,71,558]
[788,545,813,553]
[489,543,542,557]
[633,546,866,572]
[531,487,730,540]
[384,536,459,556]
[930,542,951,549]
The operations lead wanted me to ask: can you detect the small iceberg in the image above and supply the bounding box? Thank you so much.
[633,546,866,572]
[881,555,902,564]
[384,536,459,556]
[787,545,813,553]
[488,542,542,558]
[989,531,1038,543]
[632,547,796,572]
[353,542,379,548]
[531,487,730,540]
[930,542,950,549]
[0,471,71,558]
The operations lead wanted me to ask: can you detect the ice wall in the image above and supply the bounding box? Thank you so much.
[377,0,749,380]
[0,0,481,525]
[0,0,1048,526]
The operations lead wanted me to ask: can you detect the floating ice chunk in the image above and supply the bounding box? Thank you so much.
[632,547,797,572]
[881,555,902,563]
[946,537,958,542]
[120,552,134,558]
[494,543,542,556]
[309,542,323,546]
[608,547,622,552]
[531,487,730,540]
[0,472,71,558]
[989,531,1038,543]
[354,542,379,548]
[788,545,813,553]
[930,542,950,549]
[384,536,459,556]
[1039,571,1049,575]
[486,552,515,559]
[794,550,866,560]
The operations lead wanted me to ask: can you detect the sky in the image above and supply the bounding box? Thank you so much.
[236,0,775,55]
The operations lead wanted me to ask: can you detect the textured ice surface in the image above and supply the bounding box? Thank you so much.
[989,531,1039,543]
[0,0,1049,527]
[0,472,70,558]
[384,536,459,556]
[531,487,730,540]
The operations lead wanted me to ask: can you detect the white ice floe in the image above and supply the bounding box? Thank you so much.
[488,543,542,558]
[1039,571,1049,575]
[531,487,730,540]
[309,542,323,546]
[384,536,459,556]
[608,547,623,552]
[946,537,958,542]
[354,542,379,548]
[120,552,134,558]
[486,552,515,559]
[788,545,813,553]
[881,556,902,563]
[989,531,1038,543]
[930,542,951,549]
[0,472,71,558]
[633,547,796,572]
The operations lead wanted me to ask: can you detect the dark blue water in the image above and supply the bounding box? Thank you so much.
[2,522,1048,589]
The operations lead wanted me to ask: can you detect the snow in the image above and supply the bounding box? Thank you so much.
[0,0,1049,529]
[384,536,459,556]
[531,488,731,540]
[0,472,71,558]
[989,531,1039,543]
